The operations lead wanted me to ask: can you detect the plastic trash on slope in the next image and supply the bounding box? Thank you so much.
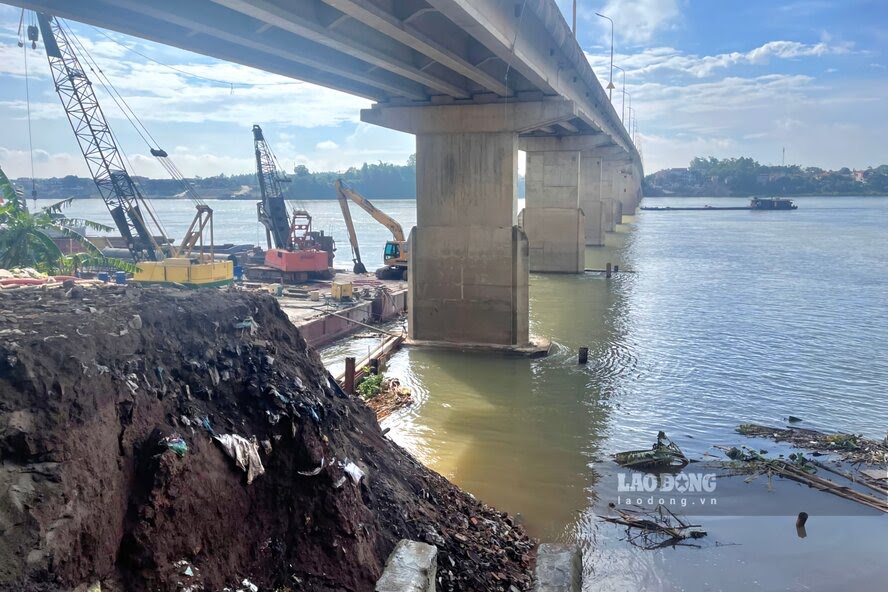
[214,434,265,484]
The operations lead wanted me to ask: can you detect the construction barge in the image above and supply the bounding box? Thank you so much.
[641,197,798,211]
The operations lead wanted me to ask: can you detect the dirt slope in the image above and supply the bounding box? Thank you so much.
[0,285,534,591]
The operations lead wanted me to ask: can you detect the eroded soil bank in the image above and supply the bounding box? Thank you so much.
[0,285,534,591]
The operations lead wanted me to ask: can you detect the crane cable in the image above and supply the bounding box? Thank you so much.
[59,22,172,243]
[61,21,204,209]
[20,9,37,206]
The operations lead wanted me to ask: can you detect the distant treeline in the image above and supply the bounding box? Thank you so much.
[13,157,419,200]
[645,157,888,197]
[12,153,530,201]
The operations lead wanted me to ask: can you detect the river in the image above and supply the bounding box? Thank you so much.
[53,195,888,591]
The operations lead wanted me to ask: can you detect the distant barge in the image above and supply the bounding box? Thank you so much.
[641,197,798,211]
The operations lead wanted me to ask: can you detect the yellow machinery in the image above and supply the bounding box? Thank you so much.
[331,281,354,301]
[37,13,232,288]
[334,180,408,280]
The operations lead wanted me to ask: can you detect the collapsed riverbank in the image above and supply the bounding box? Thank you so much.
[0,284,534,591]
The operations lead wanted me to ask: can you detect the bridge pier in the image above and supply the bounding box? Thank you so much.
[613,163,640,217]
[518,135,614,258]
[521,145,584,273]
[580,151,604,246]
[407,131,528,345]
[362,99,582,347]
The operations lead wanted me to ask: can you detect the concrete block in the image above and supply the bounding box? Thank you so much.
[583,200,604,246]
[376,540,437,592]
[522,207,585,273]
[533,544,581,592]
[416,132,517,228]
[542,157,579,188]
[600,199,616,232]
[408,225,529,346]
[612,200,624,226]
[525,149,580,210]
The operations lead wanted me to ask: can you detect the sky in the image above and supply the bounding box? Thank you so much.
[0,0,885,179]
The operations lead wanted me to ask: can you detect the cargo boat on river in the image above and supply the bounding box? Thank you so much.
[641,197,798,211]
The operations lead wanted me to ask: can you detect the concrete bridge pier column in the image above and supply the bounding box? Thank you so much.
[362,99,581,347]
[407,131,528,345]
[599,159,629,230]
[521,144,584,273]
[599,165,618,232]
[614,164,639,217]
[580,151,604,246]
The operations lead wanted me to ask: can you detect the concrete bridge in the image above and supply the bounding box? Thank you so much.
[6,0,643,348]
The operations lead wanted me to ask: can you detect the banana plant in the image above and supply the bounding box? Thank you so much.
[0,167,138,274]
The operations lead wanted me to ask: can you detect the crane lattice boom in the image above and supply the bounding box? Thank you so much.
[36,13,161,261]
[252,124,292,250]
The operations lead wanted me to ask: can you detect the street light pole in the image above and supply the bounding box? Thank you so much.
[613,65,626,124]
[572,0,577,35]
[633,113,638,146]
[627,105,633,141]
[595,12,614,102]
[625,93,632,137]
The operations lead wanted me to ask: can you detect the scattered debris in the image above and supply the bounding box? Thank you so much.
[296,457,325,477]
[343,461,365,485]
[717,445,888,513]
[860,468,888,481]
[599,505,707,549]
[363,376,414,420]
[233,316,259,335]
[737,423,888,464]
[161,435,188,458]
[214,434,265,484]
[615,431,689,470]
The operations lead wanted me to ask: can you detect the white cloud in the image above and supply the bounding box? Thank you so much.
[0,20,370,129]
[633,75,888,172]
[0,147,87,178]
[585,0,681,44]
[779,1,833,16]
[584,40,852,80]
[316,140,339,150]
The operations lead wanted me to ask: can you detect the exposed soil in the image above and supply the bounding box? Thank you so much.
[0,284,535,591]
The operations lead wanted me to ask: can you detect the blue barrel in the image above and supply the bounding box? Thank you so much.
[115,271,127,285]
[97,272,110,282]
[233,265,244,281]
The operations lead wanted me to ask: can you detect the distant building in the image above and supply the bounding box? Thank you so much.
[852,170,866,182]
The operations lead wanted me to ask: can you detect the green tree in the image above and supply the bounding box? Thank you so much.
[0,166,136,274]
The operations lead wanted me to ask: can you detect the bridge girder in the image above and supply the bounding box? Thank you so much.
[3,0,639,164]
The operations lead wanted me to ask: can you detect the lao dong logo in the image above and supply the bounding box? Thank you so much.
[618,472,717,493]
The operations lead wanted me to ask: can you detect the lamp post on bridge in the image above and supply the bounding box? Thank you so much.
[627,105,634,143]
[624,93,632,137]
[595,12,615,102]
[572,0,577,35]
[613,65,626,125]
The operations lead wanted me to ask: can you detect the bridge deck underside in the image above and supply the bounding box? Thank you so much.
[5,0,636,157]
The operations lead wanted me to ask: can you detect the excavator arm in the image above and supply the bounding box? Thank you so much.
[334,180,407,279]
[334,180,405,243]
[335,181,366,273]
